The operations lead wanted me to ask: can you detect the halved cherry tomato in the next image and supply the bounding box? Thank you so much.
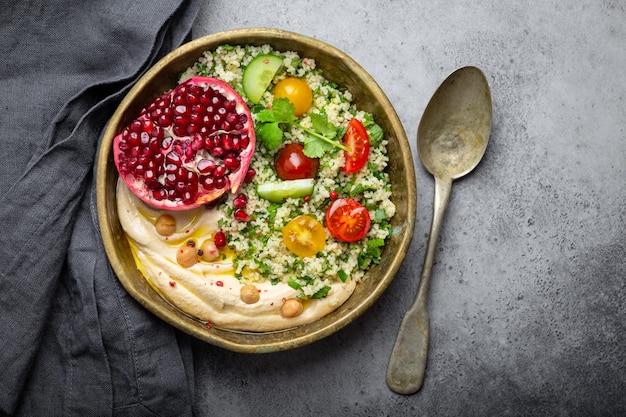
[325,198,371,242]
[282,215,326,258]
[341,118,370,173]
[274,143,319,180]
[274,77,312,117]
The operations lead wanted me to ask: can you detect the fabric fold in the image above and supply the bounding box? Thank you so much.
[0,0,203,415]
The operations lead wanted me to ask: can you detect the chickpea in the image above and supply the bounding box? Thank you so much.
[176,244,198,268]
[200,240,220,262]
[155,214,176,236]
[240,284,260,304]
[280,298,303,318]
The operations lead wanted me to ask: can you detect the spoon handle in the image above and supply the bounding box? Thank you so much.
[386,176,452,394]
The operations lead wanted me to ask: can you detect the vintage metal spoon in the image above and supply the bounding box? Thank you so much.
[386,66,492,394]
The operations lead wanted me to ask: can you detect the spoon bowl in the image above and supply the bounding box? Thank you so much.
[418,66,492,180]
[386,66,492,394]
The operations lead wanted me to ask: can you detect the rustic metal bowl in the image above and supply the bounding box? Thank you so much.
[96,28,416,353]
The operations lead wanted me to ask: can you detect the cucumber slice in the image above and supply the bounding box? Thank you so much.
[242,54,283,104]
[257,178,315,203]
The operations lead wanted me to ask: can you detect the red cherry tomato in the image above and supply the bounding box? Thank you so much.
[274,143,319,180]
[325,198,371,242]
[341,118,370,173]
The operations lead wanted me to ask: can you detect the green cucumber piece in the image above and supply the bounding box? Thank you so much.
[242,54,283,104]
[256,178,315,203]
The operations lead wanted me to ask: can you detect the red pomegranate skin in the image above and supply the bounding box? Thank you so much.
[113,76,255,210]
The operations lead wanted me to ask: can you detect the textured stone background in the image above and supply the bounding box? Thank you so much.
[190,1,625,415]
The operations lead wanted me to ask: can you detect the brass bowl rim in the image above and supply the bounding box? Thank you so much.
[96,27,416,353]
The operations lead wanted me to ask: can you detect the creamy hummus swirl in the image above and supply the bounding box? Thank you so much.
[116,180,357,332]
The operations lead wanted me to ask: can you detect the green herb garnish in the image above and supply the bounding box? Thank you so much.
[254,98,351,157]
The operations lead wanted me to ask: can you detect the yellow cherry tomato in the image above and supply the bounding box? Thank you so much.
[274,77,312,117]
[282,215,326,258]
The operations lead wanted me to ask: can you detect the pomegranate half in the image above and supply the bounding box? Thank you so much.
[113,76,255,210]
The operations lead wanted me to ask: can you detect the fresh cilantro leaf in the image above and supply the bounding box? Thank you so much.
[303,135,333,158]
[374,208,387,221]
[309,113,337,139]
[257,122,284,150]
[250,103,266,113]
[367,238,385,249]
[257,98,296,123]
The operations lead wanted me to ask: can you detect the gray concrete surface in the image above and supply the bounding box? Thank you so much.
[189,1,625,415]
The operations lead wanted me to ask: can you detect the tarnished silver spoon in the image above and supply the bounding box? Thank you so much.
[386,66,492,394]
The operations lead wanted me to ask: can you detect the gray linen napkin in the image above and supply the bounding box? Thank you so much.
[0,1,203,415]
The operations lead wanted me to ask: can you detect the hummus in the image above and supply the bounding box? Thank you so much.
[116,180,356,332]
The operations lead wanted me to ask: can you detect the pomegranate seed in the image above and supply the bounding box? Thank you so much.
[151,125,163,138]
[158,114,172,126]
[173,94,186,106]
[213,165,226,179]
[118,142,129,152]
[130,120,143,132]
[186,92,199,105]
[153,189,167,200]
[210,146,225,158]
[233,194,248,209]
[172,125,187,137]
[187,123,199,135]
[198,160,215,175]
[182,190,196,204]
[240,135,250,149]
[128,132,140,147]
[127,157,138,169]
[165,173,177,186]
[144,169,157,183]
[330,191,338,199]
[214,231,227,248]
[214,177,227,189]
[165,151,181,166]
[244,168,256,184]
[175,181,187,194]
[223,155,240,171]
[203,136,214,150]
[233,209,250,222]
[138,155,150,166]
[229,136,241,151]
[161,137,173,150]
[202,176,216,190]
[174,105,189,116]
[149,138,161,154]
